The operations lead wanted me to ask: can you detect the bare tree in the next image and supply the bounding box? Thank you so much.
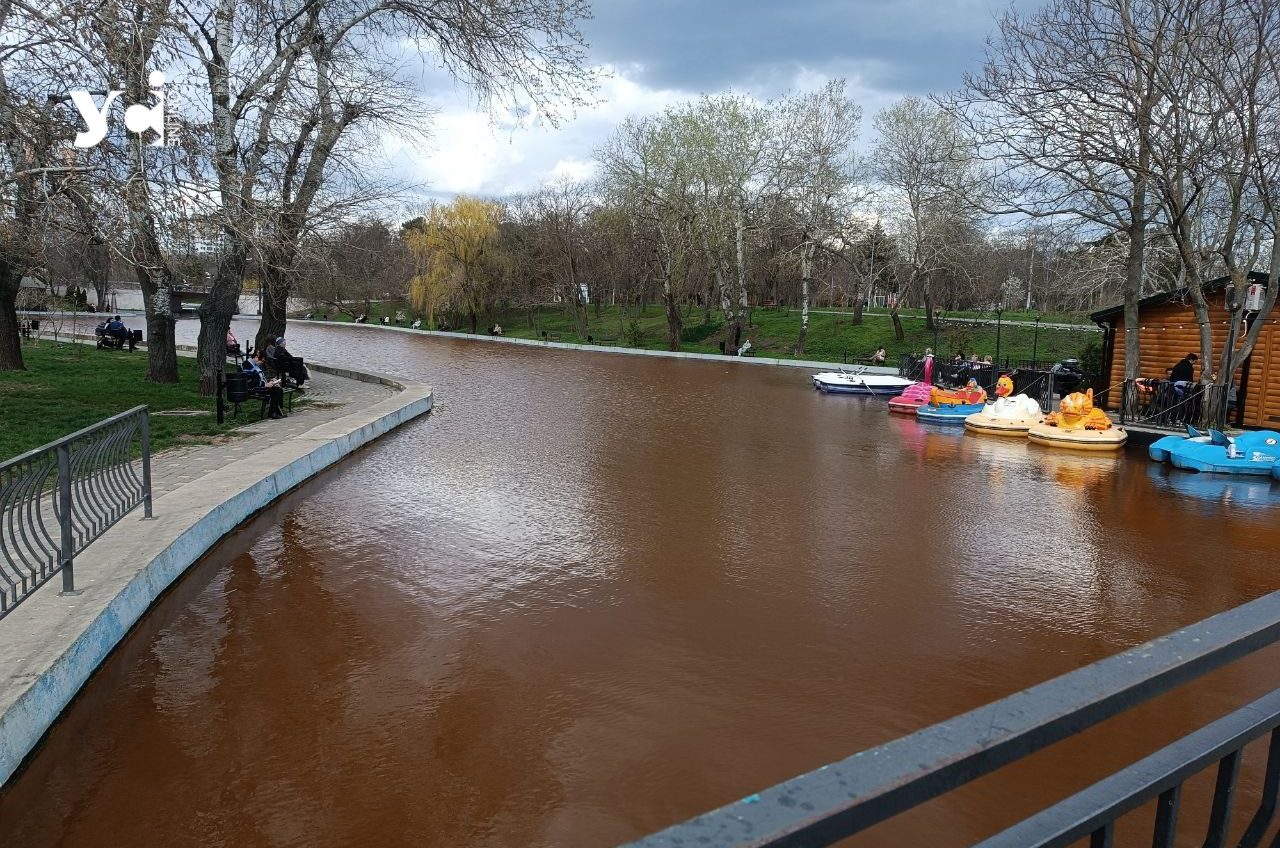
[872,96,979,341]
[598,112,700,350]
[777,80,862,354]
[951,0,1195,380]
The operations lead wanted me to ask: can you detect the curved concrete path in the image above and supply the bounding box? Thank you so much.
[0,365,432,786]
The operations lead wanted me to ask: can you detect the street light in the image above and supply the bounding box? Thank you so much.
[1032,315,1041,363]
[994,307,1004,381]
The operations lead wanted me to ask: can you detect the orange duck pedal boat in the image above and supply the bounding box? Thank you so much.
[1027,389,1127,451]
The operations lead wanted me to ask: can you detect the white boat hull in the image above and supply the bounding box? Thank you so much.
[812,371,914,395]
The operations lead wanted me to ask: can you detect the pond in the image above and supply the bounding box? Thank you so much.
[2,321,1278,847]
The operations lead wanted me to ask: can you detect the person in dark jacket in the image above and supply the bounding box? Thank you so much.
[1170,353,1198,384]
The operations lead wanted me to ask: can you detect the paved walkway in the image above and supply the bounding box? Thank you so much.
[149,371,394,497]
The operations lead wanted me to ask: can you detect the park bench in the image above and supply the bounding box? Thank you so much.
[220,369,296,420]
[586,335,618,345]
[94,325,142,351]
[264,350,310,389]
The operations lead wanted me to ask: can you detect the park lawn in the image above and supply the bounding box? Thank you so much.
[306,300,1100,365]
[0,341,243,460]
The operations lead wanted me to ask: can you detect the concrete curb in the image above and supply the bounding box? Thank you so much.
[288,319,904,375]
[0,369,433,788]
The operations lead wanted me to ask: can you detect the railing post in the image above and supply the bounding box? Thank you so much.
[57,443,75,594]
[140,409,154,519]
[215,368,225,424]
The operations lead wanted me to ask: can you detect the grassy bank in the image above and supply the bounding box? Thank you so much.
[0,342,242,460]
[307,300,1101,365]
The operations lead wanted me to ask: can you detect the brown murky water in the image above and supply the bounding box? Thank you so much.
[2,321,1279,847]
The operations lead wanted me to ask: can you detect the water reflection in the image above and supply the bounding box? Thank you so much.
[2,321,1278,847]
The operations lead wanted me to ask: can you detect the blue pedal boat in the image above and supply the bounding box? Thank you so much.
[916,403,986,425]
[1149,426,1280,476]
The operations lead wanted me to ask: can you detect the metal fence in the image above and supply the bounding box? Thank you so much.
[0,406,153,619]
[1120,379,1231,432]
[623,589,1280,848]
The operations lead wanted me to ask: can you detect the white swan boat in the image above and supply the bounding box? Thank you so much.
[812,368,914,396]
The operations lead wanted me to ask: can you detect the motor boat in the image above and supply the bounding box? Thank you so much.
[1149,426,1280,475]
[887,382,933,414]
[812,367,914,396]
[964,376,1045,436]
[1027,389,1127,451]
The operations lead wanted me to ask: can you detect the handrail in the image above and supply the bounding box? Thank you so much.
[623,590,1280,847]
[0,406,153,618]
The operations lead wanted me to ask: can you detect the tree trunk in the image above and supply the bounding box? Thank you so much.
[196,250,246,395]
[0,265,23,371]
[662,262,683,351]
[1122,210,1146,381]
[891,308,904,342]
[732,210,749,354]
[88,238,111,313]
[851,283,864,325]
[256,239,297,352]
[137,266,179,383]
[469,309,478,334]
[257,266,290,353]
[923,283,936,332]
[796,241,814,355]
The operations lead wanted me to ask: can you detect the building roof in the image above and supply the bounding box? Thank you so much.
[1090,271,1270,323]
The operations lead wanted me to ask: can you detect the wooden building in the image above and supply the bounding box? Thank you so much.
[1090,272,1280,428]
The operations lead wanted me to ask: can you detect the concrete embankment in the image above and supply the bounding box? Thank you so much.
[289,319,905,375]
[0,366,432,787]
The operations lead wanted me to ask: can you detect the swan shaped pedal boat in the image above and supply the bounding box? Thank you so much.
[964,376,1045,436]
[888,382,934,414]
[1149,426,1280,475]
[1027,389,1127,451]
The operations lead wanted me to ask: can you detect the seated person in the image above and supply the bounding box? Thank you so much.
[871,346,886,364]
[105,315,128,339]
[410,319,422,329]
[381,315,390,325]
[226,329,239,355]
[738,339,753,356]
[273,337,309,388]
[244,352,286,418]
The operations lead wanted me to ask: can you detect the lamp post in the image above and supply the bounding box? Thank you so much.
[933,310,942,353]
[1032,315,1041,364]
[994,307,1004,382]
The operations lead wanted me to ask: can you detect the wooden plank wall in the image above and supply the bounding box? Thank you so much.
[1103,295,1280,427]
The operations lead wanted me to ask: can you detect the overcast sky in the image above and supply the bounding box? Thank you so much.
[389,0,1038,202]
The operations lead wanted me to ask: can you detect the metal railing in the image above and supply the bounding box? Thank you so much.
[0,406,153,619]
[624,590,1280,848]
[1120,379,1231,432]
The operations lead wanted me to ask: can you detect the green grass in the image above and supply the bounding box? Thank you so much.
[304,300,1100,366]
[0,342,246,460]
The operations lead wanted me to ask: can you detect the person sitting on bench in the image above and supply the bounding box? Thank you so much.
[269,337,309,389]
[245,351,286,418]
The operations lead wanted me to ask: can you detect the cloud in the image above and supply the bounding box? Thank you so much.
[388,0,1043,200]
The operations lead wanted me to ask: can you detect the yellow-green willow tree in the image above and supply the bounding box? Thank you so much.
[408,197,506,334]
